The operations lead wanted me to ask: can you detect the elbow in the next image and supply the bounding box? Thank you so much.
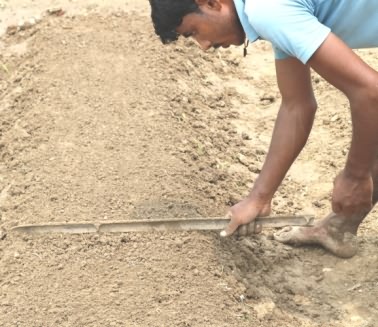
[279,98,318,135]
[281,97,318,116]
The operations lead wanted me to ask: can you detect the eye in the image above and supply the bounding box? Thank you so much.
[183,32,193,38]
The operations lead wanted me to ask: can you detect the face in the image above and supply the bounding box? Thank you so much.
[176,0,245,51]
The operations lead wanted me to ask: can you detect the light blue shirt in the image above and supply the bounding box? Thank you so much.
[234,0,378,64]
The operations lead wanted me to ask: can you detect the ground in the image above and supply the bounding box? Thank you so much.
[0,1,377,326]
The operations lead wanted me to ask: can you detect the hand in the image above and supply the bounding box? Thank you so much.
[220,195,271,237]
[332,170,373,216]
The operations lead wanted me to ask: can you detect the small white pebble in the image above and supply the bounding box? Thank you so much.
[28,17,36,26]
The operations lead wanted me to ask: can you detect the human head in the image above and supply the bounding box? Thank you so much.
[149,0,245,50]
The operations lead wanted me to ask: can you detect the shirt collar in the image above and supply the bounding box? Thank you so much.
[233,0,259,42]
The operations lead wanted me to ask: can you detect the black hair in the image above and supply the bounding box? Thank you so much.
[149,0,200,44]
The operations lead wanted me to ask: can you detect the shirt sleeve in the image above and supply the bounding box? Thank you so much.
[245,0,331,63]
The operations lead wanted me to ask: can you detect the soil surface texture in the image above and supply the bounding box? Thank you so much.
[0,1,377,326]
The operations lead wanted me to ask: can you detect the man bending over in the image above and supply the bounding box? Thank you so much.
[148,0,378,258]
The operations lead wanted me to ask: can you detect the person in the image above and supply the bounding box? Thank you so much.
[148,0,378,258]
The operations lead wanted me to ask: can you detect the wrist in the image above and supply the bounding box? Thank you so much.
[344,161,372,180]
[247,188,273,204]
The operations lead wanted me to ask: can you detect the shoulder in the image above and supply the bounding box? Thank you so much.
[245,0,290,19]
[244,0,329,63]
[244,0,311,33]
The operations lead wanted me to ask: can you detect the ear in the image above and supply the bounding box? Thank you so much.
[195,0,222,11]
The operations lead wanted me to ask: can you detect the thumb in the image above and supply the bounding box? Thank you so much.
[220,212,240,237]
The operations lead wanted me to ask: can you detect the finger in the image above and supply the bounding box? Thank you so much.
[254,223,262,234]
[238,224,248,237]
[220,212,240,237]
[220,220,240,237]
[247,222,256,235]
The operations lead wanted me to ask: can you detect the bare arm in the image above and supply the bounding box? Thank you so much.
[308,33,378,215]
[222,58,317,236]
[252,58,317,200]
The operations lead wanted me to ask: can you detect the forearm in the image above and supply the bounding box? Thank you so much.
[250,101,316,200]
[345,94,378,177]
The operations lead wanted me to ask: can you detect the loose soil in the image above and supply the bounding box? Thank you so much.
[0,2,377,327]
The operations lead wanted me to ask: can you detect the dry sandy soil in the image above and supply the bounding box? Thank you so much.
[0,1,377,326]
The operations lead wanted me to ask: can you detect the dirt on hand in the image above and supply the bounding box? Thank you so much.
[0,2,377,327]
